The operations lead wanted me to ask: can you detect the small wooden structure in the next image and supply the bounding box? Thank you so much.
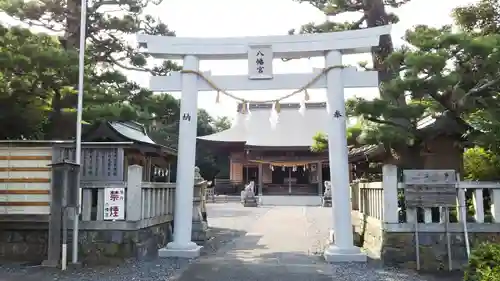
[348,113,469,180]
[199,103,330,206]
[0,120,180,263]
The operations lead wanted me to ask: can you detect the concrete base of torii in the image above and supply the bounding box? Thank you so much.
[323,245,367,262]
[158,242,202,259]
[323,230,367,262]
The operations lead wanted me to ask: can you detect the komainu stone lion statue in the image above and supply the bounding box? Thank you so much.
[323,181,332,207]
[241,181,258,207]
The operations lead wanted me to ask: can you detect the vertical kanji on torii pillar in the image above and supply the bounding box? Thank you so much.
[137,24,391,261]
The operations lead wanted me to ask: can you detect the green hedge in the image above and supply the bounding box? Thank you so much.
[464,242,500,281]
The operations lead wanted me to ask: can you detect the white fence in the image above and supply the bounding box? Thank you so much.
[350,164,500,232]
[79,165,175,228]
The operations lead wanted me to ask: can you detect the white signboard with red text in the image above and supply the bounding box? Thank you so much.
[104,187,125,220]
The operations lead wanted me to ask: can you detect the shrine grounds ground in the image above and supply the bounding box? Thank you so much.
[0,203,462,281]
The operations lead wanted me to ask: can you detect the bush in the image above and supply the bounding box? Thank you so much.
[464,242,500,281]
[464,147,500,181]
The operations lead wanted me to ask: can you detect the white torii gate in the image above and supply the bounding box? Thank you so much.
[137,25,391,262]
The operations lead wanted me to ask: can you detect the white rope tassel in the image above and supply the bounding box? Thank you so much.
[245,102,252,121]
[298,99,306,116]
[269,103,279,129]
[232,113,241,128]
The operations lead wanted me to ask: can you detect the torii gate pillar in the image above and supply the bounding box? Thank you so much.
[138,25,390,262]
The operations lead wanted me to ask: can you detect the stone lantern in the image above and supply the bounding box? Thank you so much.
[191,167,208,243]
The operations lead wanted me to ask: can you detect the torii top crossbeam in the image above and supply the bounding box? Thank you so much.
[137,25,391,60]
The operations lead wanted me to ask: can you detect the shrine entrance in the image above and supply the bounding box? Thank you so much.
[138,25,390,262]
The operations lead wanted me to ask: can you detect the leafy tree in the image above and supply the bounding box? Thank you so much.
[464,242,500,281]
[0,20,230,179]
[0,0,176,73]
[454,0,500,152]
[212,116,232,131]
[195,110,232,181]
[0,25,79,139]
[309,0,500,169]
[463,147,500,181]
[0,0,179,138]
[351,23,500,163]
[293,0,414,164]
[292,0,409,104]
[311,123,362,152]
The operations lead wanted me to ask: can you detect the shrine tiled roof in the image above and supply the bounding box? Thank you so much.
[109,121,156,145]
[198,102,331,148]
[348,144,386,163]
[83,120,177,155]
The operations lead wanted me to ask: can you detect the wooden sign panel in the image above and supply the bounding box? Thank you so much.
[403,170,457,208]
[404,184,457,207]
[403,170,456,185]
[248,45,273,80]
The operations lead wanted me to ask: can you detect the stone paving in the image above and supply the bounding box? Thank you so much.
[0,203,462,281]
[174,203,446,281]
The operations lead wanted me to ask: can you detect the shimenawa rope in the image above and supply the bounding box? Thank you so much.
[180,65,345,113]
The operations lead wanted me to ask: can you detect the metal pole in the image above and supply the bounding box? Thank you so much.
[62,208,68,270]
[457,173,471,258]
[288,167,292,194]
[72,0,88,264]
[414,208,420,271]
[445,207,453,271]
[62,170,69,270]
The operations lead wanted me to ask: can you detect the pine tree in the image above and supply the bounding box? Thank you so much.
[303,0,500,168]
[0,0,179,138]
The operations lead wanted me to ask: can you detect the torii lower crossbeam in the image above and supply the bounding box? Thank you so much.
[149,67,378,92]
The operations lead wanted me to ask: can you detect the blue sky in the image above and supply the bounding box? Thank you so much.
[135,0,478,120]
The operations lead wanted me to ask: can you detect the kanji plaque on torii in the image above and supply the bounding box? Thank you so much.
[248,45,273,80]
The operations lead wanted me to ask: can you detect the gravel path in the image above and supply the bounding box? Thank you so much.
[0,258,191,281]
[175,204,454,281]
[0,203,269,281]
[0,203,462,281]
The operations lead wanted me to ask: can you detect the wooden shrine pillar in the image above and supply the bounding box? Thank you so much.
[258,163,263,196]
[317,161,323,196]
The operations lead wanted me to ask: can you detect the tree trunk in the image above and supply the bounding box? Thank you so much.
[384,145,423,169]
[363,0,406,106]
[48,0,82,139]
[46,91,63,140]
[397,145,424,169]
[363,0,414,167]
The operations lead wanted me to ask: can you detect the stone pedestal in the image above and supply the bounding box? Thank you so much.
[192,219,209,243]
[322,196,332,207]
[243,197,258,207]
[241,187,258,207]
[191,168,209,244]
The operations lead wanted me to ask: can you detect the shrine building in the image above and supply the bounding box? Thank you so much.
[198,102,332,206]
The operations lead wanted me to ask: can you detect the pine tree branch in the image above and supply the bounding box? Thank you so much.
[461,73,500,101]
[364,116,417,134]
[351,15,367,29]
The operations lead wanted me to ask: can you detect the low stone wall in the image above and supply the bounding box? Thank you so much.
[351,211,383,257]
[0,228,48,262]
[381,229,500,271]
[0,221,173,264]
[351,211,500,271]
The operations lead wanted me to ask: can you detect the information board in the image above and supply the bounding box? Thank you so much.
[403,170,457,208]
